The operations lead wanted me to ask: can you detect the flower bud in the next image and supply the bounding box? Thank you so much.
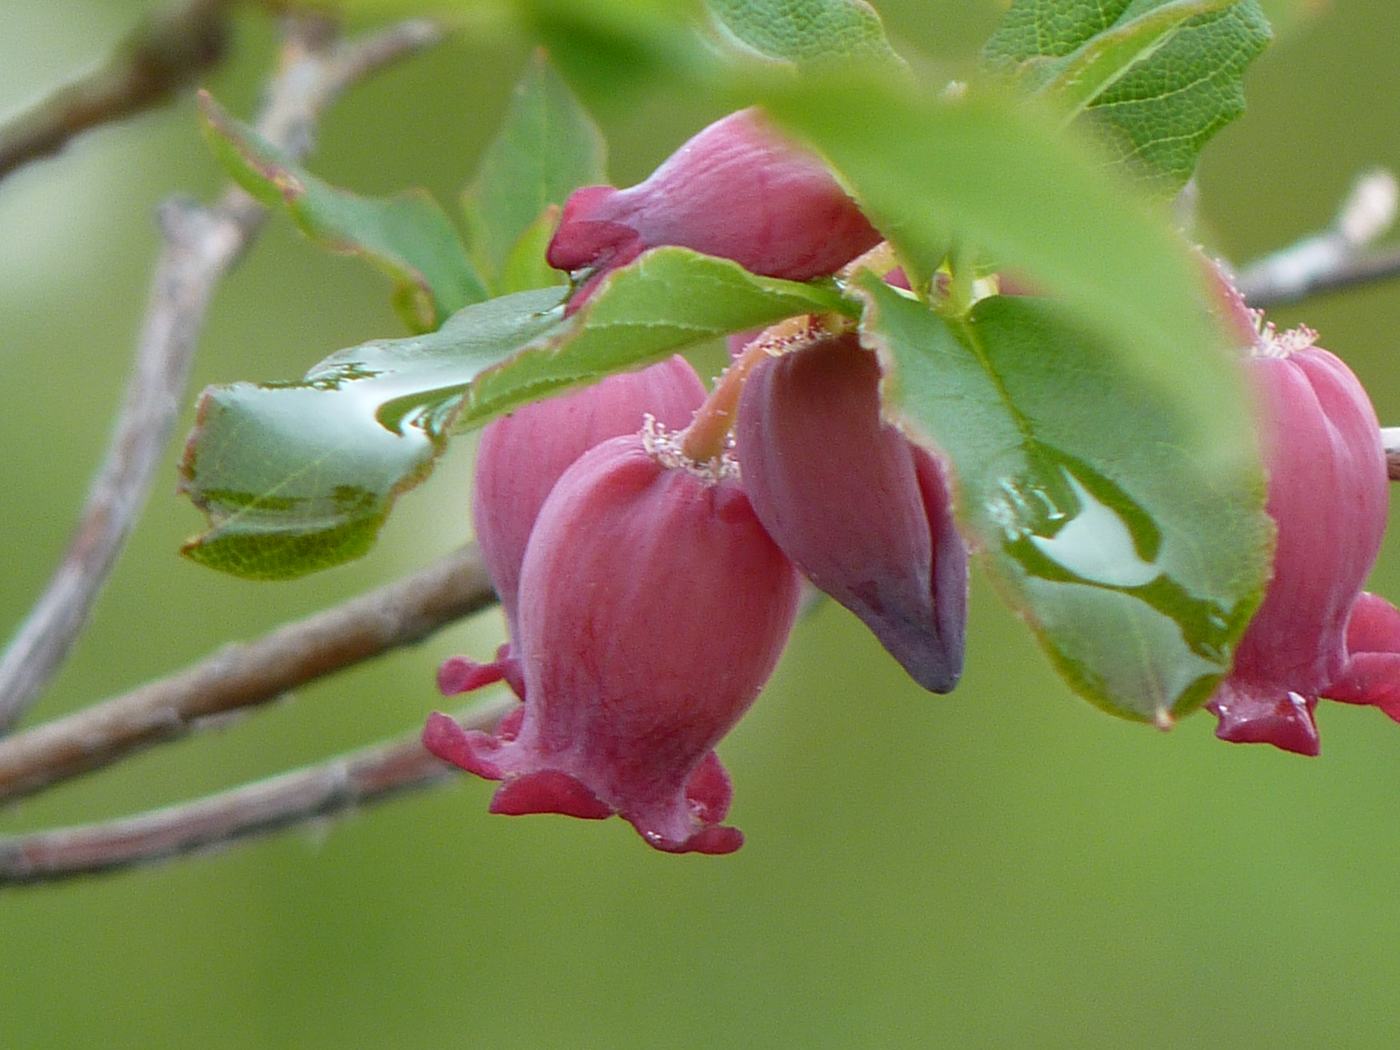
[426,426,802,854]
[444,358,705,700]
[1208,326,1388,755]
[547,108,880,312]
[735,331,968,693]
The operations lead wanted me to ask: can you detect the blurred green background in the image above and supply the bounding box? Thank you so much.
[4,1,1400,1046]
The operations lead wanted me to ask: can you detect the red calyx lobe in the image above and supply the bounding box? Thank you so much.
[426,430,801,854]
[736,331,968,693]
[1326,592,1400,720]
[547,108,880,313]
[442,357,706,701]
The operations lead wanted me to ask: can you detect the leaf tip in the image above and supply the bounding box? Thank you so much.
[195,88,239,137]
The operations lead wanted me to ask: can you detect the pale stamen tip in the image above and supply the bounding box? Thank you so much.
[641,414,739,482]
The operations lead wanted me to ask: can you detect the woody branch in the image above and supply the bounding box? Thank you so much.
[0,12,446,733]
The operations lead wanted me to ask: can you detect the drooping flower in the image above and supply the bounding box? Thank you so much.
[438,357,707,701]
[1207,319,1388,755]
[547,108,880,312]
[426,425,801,854]
[735,330,968,693]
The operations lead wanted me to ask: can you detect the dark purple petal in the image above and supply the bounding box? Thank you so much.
[737,332,967,693]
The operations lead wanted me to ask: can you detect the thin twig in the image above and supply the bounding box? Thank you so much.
[0,0,239,182]
[0,694,512,887]
[1382,428,1400,482]
[1241,243,1400,308]
[0,15,447,734]
[1238,168,1400,307]
[0,546,494,806]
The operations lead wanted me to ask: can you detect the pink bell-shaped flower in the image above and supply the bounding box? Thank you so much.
[426,424,801,854]
[440,357,706,700]
[1207,322,1388,755]
[547,108,880,312]
[735,330,968,693]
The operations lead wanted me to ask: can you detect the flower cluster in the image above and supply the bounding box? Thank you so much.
[426,110,961,853]
[425,109,1399,855]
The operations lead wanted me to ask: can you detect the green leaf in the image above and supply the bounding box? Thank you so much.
[752,74,1242,446]
[497,204,569,294]
[464,248,850,424]
[705,0,900,66]
[1032,0,1242,118]
[855,278,1271,723]
[198,91,485,333]
[514,0,717,115]
[179,288,562,580]
[983,1,1272,190]
[463,50,607,289]
[180,248,849,579]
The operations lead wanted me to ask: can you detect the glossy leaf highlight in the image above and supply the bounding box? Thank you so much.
[180,249,849,579]
[180,287,563,580]
[855,277,1271,723]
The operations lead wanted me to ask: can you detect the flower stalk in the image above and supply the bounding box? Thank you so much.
[679,315,834,463]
